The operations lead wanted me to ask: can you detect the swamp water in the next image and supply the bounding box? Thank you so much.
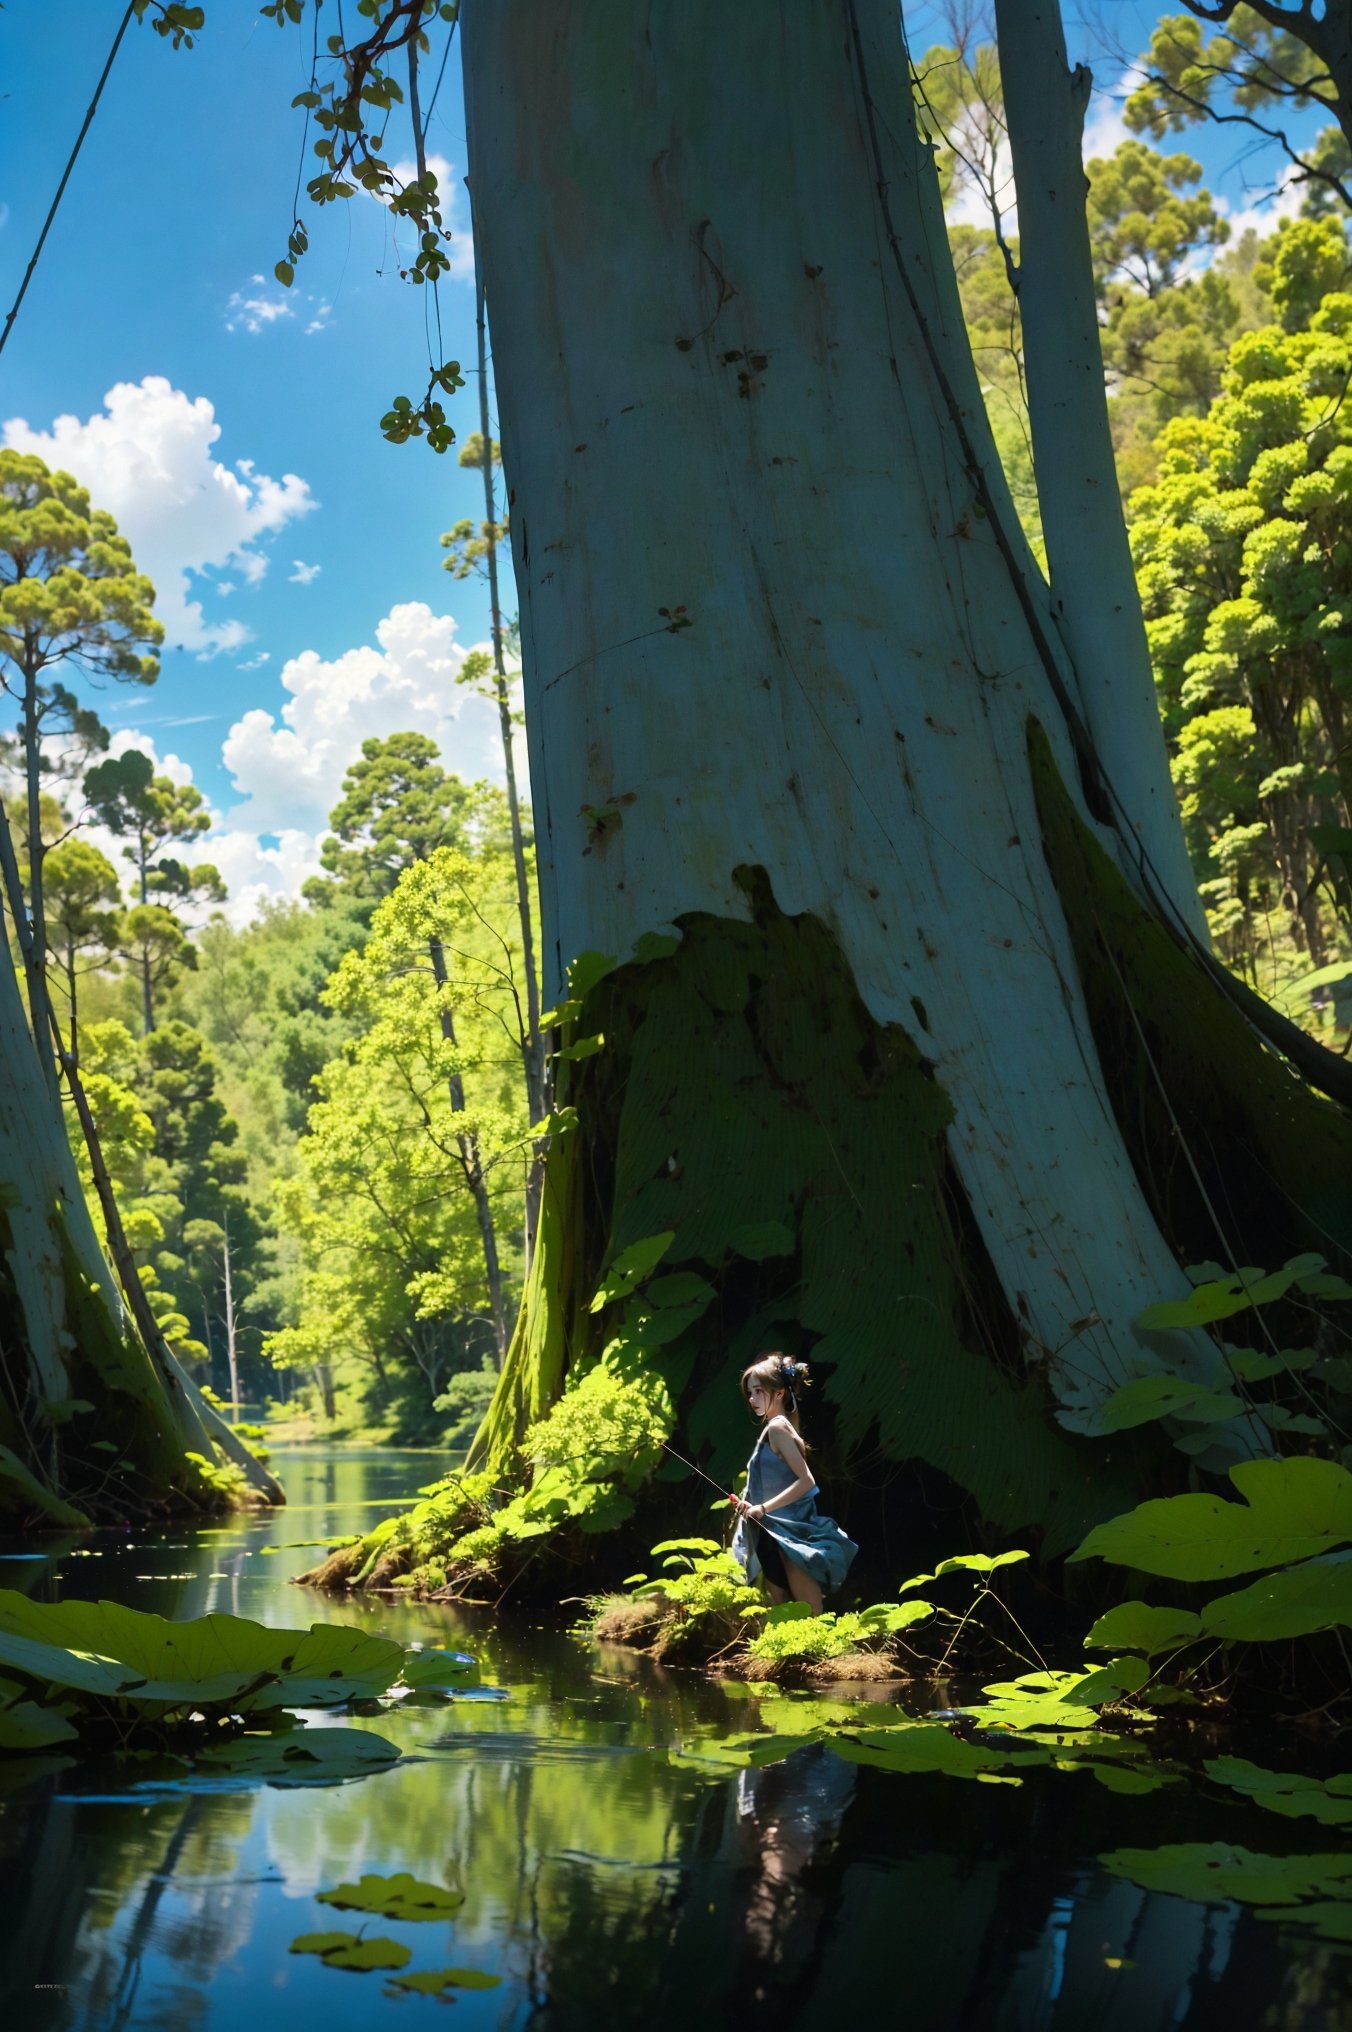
[0,1447,1347,2032]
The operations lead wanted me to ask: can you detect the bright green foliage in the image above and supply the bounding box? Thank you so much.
[1129,231,1352,983]
[267,846,531,1429]
[311,730,508,909]
[1071,1458,1352,1580]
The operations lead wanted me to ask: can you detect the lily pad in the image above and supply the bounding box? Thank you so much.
[191,1727,401,1788]
[386,1969,503,1996]
[1207,1757,1352,1826]
[1101,1842,1352,1908]
[317,1871,465,1921]
[400,1649,478,1692]
[290,1931,411,1971]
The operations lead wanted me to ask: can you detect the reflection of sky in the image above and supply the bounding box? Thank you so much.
[0,1448,1339,2031]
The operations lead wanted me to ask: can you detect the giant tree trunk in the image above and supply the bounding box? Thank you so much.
[461,0,1352,1550]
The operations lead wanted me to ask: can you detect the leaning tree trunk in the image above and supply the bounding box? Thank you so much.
[461,0,1352,1551]
[0,910,280,1522]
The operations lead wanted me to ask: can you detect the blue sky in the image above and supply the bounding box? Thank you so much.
[0,1,1317,916]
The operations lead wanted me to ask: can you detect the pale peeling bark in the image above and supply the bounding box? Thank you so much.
[995,0,1209,945]
[464,0,1245,1451]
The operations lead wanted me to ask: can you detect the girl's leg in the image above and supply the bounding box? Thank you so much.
[782,1558,823,1616]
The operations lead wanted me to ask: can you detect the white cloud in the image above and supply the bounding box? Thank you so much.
[1082,84,1133,167]
[2,378,317,657]
[387,152,476,283]
[305,302,333,336]
[289,560,322,585]
[1215,176,1305,245]
[225,277,294,334]
[221,600,512,835]
[104,727,194,788]
[238,652,271,671]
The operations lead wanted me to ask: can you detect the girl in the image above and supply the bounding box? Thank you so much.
[732,1354,857,1613]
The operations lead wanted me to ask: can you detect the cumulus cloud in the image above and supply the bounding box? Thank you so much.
[387,152,476,283]
[289,560,322,585]
[221,600,510,834]
[3,378,317,657]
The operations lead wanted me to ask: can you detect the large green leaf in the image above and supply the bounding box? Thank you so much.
[1137,1255,1330,1329]
[1082,1602,1202,1656]
[1069,1459,1352,1581]
[1200,1550,1352,1641]
[899,1550,1029,1592]
[728,1221,796,1261]
[1088,1377,1245,1434]
[0,1591,405,1718]
[589,1231,675,1311]
[0,1698,78,1750]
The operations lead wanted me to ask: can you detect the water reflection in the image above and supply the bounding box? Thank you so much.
[0,1448,1347,2032]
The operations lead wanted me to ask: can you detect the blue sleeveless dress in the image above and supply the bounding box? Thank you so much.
[732,1422,857,1595]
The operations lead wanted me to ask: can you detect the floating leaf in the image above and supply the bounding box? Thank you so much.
[1254,1900,1352,1942]
[190,1727,401,1788]
[1207,1757,1352,1826]
[290,1930,411,1971]
[0,1699,78,1749]
[1083,1602,1202,1656]
[400,1649,477,1692]
[728,1221,796,1262]
[1102,1842,1352,1910]
[317,1871,464,1921]
[387,1968,503,1995]
[1069,1459,1352,1581]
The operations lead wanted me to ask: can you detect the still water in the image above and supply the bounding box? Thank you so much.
[0,1448,1347,2032]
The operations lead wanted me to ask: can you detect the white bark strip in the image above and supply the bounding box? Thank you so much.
[463,0,1237,1431]
[996,0,1208,944]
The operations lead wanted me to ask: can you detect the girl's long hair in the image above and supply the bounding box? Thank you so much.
[740,1352,811,1443]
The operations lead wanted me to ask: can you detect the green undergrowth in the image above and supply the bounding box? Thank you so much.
[589,1539,1036,1679]
[302,1346,674,1598]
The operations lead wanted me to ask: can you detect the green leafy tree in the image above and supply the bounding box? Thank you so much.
[310,730,496,907]
[268,845,531,1429]
[0,450,160,1068]
[1129,234,1352,980]
[1124,7,1352,214]
[42,836,122,1051]
[83,748,224,1028]
[118,903,194,1031]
